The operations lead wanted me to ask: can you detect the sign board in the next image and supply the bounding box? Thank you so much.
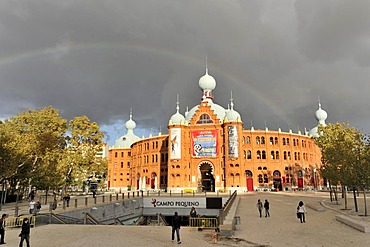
[191,130,218,157]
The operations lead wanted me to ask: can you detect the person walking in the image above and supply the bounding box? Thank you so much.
[256,199,263,217]
[264,199,270,217]
[29,200,35,215]
[171,212,181,244]
[0,214,7,245]
[297,201,307,223]
[19,218,31,247]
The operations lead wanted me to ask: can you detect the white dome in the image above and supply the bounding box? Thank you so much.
[114,132,140,148]
[225,99,241,122]
[114,112,140,148]
[185,99,226,123]
[315,103,328,125]
[199,68,216,91]
[170,112,185,124]
[125,118,136,130]
[226,109,241,122]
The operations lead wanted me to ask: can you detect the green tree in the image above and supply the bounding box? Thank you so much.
[315,123,366,213]
[60,115,106,192]
[0,106,67,199]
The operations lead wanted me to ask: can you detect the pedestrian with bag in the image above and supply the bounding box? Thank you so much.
[19,218,31,247]
[297,201,307,223]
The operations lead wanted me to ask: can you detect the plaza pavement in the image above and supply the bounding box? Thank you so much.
[1,191,369,247]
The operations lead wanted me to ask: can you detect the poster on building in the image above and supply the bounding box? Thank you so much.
[191,130,218,157]
[228,126,239,158]
[170,128,181,159]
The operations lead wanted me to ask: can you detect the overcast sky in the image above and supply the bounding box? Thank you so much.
[1,0,369,145]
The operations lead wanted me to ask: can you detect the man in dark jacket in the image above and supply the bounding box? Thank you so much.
[0,214,6,244]
[171,212,181,244]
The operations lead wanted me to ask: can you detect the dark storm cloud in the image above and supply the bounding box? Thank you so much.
[0,0,369,144]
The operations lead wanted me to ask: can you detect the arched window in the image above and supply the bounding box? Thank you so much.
[273,170,281,177]
[230,164,234,167]
[196,114,214,124]
[276,151,280,160]
[243,150,246,159]
[271,151,275,160]
[246,136,251,144]
[261,137,265,144]
[282,138,286,145]
[270,137,274,145]
[235,164,239,167]
[258,174,263,183]
[274,137,278,145]
[287,151,291,160]
[284,151,287,160]
[257,150,261,159]
[246,170,253,177]
[256,136,260,144]
[258,166,262,170]
[263,174,269,183]
[262,151,266,159]
[247,150,252,159]
[287,138,290,145]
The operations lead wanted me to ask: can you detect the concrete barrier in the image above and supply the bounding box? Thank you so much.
[307,202,325,212]
[335,215,370,233]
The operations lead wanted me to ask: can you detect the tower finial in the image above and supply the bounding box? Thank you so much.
[205,56,208,74]
[176,94,180,113]
[230,91,234,109]
[318,96,321,108]
[130,107,133,119]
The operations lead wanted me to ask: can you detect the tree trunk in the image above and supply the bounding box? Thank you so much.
[363,185,368,217]
[344,186,348,210]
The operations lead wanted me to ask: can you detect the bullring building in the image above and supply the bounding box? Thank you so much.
[107,67,325,192]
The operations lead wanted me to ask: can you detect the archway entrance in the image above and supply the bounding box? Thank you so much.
[245,170,254,192]
[198,162,215,192]
[272,170,283,191]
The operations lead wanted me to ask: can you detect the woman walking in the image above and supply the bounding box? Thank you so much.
[297,201,307,223]
[19,218,31,247]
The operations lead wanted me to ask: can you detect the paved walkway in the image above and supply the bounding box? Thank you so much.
[0,191,369,247]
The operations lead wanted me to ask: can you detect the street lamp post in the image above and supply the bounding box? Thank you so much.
[313,168,317,192]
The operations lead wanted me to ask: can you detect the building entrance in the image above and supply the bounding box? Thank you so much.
[198,162,215,192]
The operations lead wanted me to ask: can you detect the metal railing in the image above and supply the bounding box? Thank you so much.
[189,217,218,229]
[5,215,36,228]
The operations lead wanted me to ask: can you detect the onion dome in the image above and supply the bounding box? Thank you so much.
[309,102,328,137]
[199,67,216,91]
[315,103,328,125]
[169,96,185,125]
[114,110,140,148]
[225,92,241,122]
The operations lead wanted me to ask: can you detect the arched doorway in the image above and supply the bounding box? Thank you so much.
[272,170,282,191]
[151,173,157,189]
[136,173,140,190]
[198,162,215,192]
[245,170,253,191]
[297,170,303,189]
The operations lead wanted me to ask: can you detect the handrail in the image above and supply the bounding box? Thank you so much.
[157,213,168,226]
[49,213,68,224]
[83,212,100,225]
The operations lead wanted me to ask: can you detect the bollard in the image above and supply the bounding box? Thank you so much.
[116,194,119,200]
[122,193,124,200]
[102,195,105,203]
[94,196,97,204]
[74,198,78,208]
[85,197,88,206]
[110,194,112,202]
